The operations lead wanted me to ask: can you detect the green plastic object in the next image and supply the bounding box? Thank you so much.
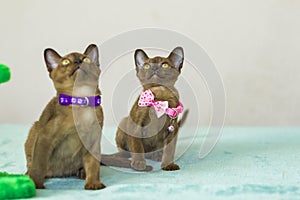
[0,64,11,84]
[0,172,36,199]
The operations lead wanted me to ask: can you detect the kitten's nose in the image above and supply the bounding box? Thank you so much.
[74,59,82,64]
[152,65,158,71]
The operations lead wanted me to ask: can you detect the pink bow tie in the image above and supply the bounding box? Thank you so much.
[138,89,169,118]
[138,89,184,119]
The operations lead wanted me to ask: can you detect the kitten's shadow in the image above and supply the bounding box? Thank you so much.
[43,160,161,190]
[44,177,85,190]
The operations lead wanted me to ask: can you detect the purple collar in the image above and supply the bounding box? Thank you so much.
[58,94,101,107]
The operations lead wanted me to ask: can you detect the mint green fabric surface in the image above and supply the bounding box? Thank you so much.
[0,125,299,199]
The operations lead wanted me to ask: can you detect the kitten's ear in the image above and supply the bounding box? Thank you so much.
[44,48,61,72]
[134,49,149,70]
[168,47,184,71]
[84,44,100,66]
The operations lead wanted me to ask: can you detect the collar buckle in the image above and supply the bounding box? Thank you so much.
[82,97,89,107]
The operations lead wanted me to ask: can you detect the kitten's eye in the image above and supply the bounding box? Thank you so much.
[83,57,91,63]
[162,63,169,68]
[143,64,151,70]
[62,59,70,66]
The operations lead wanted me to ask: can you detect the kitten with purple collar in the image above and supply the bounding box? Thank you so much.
[25,44,106,190]
[115,47,188,171]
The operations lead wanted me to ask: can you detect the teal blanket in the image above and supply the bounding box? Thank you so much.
[0,125,299,199]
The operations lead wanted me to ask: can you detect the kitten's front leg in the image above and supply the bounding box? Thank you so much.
[127,135,147,171]
[83,153,105,190]
[161,131,180,171]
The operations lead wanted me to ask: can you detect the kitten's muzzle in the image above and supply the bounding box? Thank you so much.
[149,71,163,79]
[70,66,80,76]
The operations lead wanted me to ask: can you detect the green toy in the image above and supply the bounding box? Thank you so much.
[0,66,33,198]
[0,63,11,84]
[0,172,36,199]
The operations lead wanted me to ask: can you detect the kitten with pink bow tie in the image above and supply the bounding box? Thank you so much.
[114,47,189,171]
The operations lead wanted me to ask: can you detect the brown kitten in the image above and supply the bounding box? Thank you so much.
[115,47,188,171]
[24,44,105,190]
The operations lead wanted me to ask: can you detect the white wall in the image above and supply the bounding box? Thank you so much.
[0,0,299,126]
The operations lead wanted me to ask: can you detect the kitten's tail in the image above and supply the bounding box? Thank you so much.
[101,153,130,168]
[178,109,189,127]
[101,153,153,171]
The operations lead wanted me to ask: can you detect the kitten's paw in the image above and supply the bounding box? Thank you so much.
[76,168,86,180]
[28,171,45,189]
[84,181,106,190]
[131,160,147,171]
[162,163,180,171]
